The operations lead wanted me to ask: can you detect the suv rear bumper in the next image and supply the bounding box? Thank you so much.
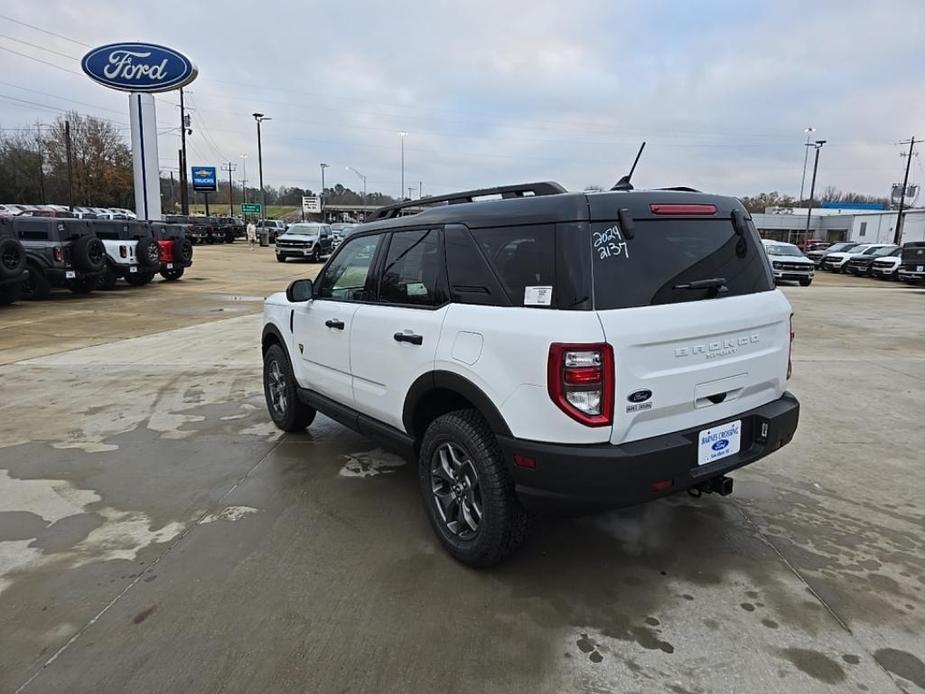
[497,392,799,515]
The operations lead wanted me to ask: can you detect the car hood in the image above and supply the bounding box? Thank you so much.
[277,233,318,242]
[767,253,813,264]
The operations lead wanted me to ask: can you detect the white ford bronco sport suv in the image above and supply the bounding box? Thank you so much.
[261,182,800,567]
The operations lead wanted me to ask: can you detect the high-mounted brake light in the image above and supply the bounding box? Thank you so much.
[649,203,717,215]
[547,343,614,427]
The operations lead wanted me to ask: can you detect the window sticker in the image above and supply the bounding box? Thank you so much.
[406,282,428,297]
[524,286,553,306]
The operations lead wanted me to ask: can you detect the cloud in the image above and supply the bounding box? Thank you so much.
[1,0,921,199]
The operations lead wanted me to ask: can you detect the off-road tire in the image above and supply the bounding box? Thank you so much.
[225,231,234,243]
[312,247,321,262]
[125,271,155,287]
[136,237,161,268]
[160,266,185,281]
[0,282,20,305]
[68,276,98,294]
[418,409,530,567]
[276,255,286,263]
[72,235,105,273]
[20,264,51,300]
[799,278,812,287]
[176,238,194,263]
[99,265,118,290]
[0,237,25,280]
[263,343,316,431]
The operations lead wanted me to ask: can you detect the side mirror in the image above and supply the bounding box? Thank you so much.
[286,278,313,303]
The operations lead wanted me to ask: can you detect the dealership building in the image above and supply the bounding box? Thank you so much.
[752,206,925,246]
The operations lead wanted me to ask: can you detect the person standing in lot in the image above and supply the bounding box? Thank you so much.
[246,219,257,250]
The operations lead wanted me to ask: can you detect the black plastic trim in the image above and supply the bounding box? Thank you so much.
[402,371,512,437]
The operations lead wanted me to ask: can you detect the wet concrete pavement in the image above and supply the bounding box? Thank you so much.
[1,250,923,693]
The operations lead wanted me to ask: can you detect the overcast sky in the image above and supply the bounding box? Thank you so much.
[1,1,923,200]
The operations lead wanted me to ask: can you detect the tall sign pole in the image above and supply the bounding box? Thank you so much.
[894,137,917,246]
[179,87,190,215]
[128,93,162,220]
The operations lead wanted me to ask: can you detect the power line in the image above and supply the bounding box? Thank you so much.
[0,80,125,115]
[0,34,81,60]
[0,44,81,75]
[0,14,90,46]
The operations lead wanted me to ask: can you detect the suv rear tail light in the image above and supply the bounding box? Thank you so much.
[119,245,127,258]
[52,246,64,262]
[787,314,794,380]
[547,343,614,427]
[649,203,717,215]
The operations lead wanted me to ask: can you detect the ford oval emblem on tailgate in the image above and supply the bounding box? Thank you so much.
[627,389,652,403]
[712,439,729,451]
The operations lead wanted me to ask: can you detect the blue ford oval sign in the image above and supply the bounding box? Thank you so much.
[81,43,197,93]
[711,439,729,452]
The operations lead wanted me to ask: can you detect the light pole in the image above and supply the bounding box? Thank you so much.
[399,131,407,199]
[320,162,330,221]
[240,154,248,204]
[799,127,815,203]
[346,165,367,208]
[252,113,271,219]
[803,140,826,240]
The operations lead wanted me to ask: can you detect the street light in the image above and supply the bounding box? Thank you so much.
[803,140,826,239]
[252,113,271,219]
[320,162,330,220]
[346,165,367,209]
[399,131,408,199]
[240,154,248,204]
[799,127,816,203]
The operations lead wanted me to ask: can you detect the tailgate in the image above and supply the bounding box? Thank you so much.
[600,292,791,444]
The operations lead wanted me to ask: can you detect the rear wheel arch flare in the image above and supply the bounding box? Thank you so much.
[403,371,512,438]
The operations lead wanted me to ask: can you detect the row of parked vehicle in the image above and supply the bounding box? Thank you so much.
[804,240,925,284]
[164,215,245,245]
[0,216,194,306]
[0,203,137,220]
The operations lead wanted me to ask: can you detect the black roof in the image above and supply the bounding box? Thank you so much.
[358,181,745,235]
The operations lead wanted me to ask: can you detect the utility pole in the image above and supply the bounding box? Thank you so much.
[803,140,826,239]
[169,171,175,209]
[64,119,74,211]
[179,88,190,215]
[253,113,270,219]
[224,162,237,216]
[399,131,407,199]
[894,137,917,246]
[240,154,248,205]
[799,127,816,203]
[419,181,422,199]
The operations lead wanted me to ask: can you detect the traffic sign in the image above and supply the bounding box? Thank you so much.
[241,203,262,215]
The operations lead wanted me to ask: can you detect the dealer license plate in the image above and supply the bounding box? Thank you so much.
[697,420,741,466]
[65,270,76,279]
[129,266,138,273]
[917,265,924,272]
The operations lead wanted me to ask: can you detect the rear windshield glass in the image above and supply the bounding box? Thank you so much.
[592,219,773,310]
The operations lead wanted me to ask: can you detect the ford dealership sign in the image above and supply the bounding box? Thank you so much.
[81,43,198,92]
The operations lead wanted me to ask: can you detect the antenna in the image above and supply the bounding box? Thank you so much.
[611,141,646,191]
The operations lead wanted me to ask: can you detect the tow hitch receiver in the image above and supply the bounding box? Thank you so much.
[689,475,734,498]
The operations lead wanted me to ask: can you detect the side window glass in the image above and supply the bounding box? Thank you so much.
[470,225,556,306]
[444,226,508,306]
[316,234,382,301]
[380,229,446,307]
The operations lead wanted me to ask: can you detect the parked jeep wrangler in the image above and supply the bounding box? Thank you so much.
[0,217,28,305]
[261,182,800,567]
[150,221,194,280]
[15,216,106,298]
[93,219,162,288]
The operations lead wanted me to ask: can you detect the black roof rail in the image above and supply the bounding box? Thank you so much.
[367,181,567,221]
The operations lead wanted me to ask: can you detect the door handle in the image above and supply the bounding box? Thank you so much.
[394,332,423,345]
[325,319,345,330]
